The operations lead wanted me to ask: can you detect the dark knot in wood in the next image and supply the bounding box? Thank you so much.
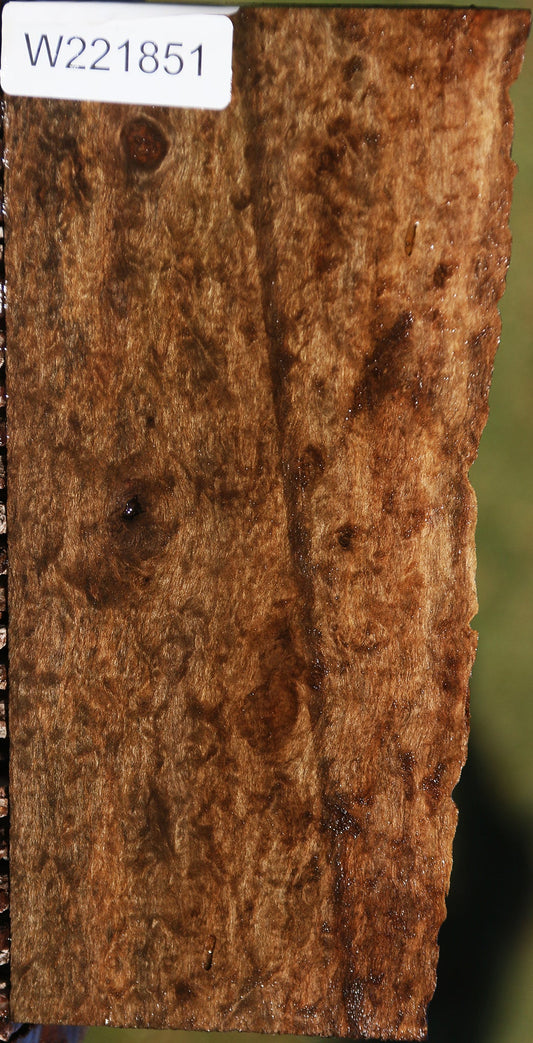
[121,116,169,171]
[121,495,144,522]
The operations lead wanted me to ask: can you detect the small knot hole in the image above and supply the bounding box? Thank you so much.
[121,495,144,522]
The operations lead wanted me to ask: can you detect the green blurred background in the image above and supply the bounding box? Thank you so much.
[85,1,533,1041]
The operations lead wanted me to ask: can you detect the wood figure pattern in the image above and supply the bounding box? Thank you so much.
[4,8,530,1039]
[0,109,8,1024]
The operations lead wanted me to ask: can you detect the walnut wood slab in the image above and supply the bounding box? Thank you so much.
[4,7,529,1039]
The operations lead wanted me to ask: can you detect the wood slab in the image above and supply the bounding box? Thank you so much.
[4,7,529,1039]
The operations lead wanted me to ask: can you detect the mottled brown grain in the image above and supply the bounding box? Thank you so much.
[4,7,529,1039]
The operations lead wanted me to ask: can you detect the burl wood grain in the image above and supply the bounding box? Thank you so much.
[4,7,529,1039]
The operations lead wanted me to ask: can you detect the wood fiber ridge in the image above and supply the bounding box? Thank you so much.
[4,6,530,1039]
[0,109,10,1027]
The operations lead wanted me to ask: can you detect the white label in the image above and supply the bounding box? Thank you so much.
[0,2,236,110]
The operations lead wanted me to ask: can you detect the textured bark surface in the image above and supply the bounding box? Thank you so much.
[4,7,529,1039]
[0,122,8,1027]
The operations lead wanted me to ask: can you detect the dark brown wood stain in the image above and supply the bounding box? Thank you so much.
[4,7,529,1039]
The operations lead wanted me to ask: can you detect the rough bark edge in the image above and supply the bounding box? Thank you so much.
[0,95,10,1031]
[431,11,531,1038]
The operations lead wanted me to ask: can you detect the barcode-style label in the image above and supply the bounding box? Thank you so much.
[0,3,236,110]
